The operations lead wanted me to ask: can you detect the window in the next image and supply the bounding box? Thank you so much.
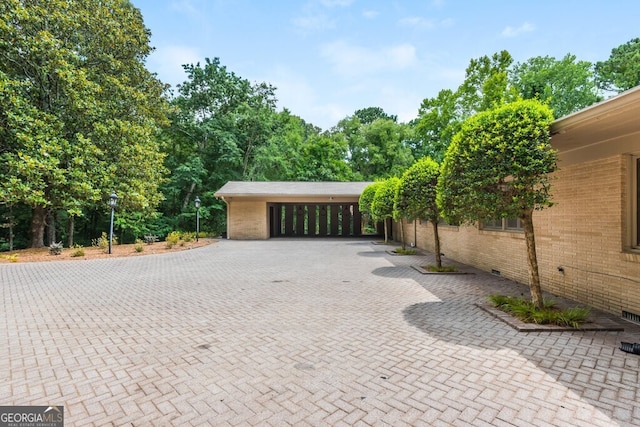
[482,217,523,232]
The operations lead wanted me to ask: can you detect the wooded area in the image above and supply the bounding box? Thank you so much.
[1,0,638,251]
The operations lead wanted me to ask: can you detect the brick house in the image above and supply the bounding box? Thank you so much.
[397,86,640,318]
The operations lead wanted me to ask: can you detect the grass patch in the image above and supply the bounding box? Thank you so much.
[394,248,417,255]
[488,295,590,328]
[425,265,457,272]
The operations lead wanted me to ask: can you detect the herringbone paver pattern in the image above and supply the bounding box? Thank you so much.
[1,239,639,426]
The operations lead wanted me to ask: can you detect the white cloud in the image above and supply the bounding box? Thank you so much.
[293,14,335,33]
[399,16,435,30]
[147,45,202,89]
[501,22,535,38]
[320,41,418,77]
[320,0,354,7]
[363,9,379,19]
[399,16,454,30]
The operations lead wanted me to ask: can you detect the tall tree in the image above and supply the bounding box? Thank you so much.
[347,118,414,180]
[0,0,170,247]
[595,38,640,93]
[415,89,461,161]
[353,107,397,124]
[395,157,443,266]
[511,54,601,118]
[163,58,278,232]
[457,50,515,117]
[437,99,556,308]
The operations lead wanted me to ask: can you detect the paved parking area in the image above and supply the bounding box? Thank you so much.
[1,238,640,426]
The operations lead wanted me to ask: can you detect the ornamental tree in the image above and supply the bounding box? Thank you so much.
[370,177,400,244]
[359,182,381,235]
[395,157,443,266]
[437,99,556,308]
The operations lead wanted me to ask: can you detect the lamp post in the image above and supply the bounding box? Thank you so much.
[109,192,118,254]
[194,196,201,242]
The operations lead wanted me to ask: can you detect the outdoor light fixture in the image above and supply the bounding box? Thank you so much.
[109,192,118,254]
[194,196,201,242]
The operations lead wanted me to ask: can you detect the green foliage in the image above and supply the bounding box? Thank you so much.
[0,0,170,247]
[488,295,590,328]
[70,244,85,257]
[437,99,556,225]
[415,89,461,161]
[92,232,115,253]
[371,177,400,243]
[425,265,457,272]
[353,107,397,124]
[394,248,417,255]
[510,54,601,118]
[165,231,181,249]
[340,116,414,180]
[595,38,640,93]
[395,157,440,222]
[457,50,516,117]
[181,231,195,242]
[134,239,144,253]
[371,178,400,222]
[359,182,382,217]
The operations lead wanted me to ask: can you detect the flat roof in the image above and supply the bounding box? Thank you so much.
[215,181,375,198]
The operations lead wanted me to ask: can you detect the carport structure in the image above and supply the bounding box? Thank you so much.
[215,181,375,239]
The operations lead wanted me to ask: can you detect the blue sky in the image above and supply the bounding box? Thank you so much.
[132,0,640,130]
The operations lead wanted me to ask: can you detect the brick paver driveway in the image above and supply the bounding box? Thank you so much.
[1,239,639,426]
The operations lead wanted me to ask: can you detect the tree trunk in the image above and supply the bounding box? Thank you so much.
[67,216,75,247]
[7,205,15,251]
[383,218,388,243]
[400,219,406,250]
[182,181,197,211]
[47,209,56,246]
[521,209,543,308]
[29,206,47,248]
[431,220,442,268]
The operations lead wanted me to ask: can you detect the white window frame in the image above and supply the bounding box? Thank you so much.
[481,217,523,232]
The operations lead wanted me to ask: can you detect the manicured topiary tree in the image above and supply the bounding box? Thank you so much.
[359,182,381,234]
[371,177,400,244]
[437,99,556,308]
[395,157,443,266]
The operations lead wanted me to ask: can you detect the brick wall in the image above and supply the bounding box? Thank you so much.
[397,154,640,317]
[227,200,268,239]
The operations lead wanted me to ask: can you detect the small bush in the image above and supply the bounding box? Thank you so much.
[488,294,590,327]
[181,232,195,242]
[144,234,158,245]
[49,242,63,255]
[165,231,181,248]
[70,244,85,257]
[2,254,18,263]
[134,239,144,252]
[395,248,417,255]
[92,232,117,253]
